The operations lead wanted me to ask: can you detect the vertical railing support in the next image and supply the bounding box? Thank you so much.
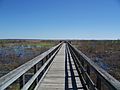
[48,53,50,58]
[87,65,90,88]
[96,76,101,90]
[87,65,90,75]
[41,59,44,66]
[81,59,84,67]
[34,65,39,85]
[19,74,25,89]
[46,55,49,62]
[41,59,44,75]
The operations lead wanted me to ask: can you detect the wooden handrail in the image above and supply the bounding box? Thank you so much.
[67,42,120,90]
[21,47,60,90]
[0,43,62,90]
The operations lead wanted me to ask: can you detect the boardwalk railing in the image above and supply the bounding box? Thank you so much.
[67,42,120,90]
[0,43,62,90]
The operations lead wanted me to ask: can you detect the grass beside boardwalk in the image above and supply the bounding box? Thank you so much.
[0,39,57,47]
[26,42,55,47]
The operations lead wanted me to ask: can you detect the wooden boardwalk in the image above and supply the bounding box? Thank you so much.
[35,43,83,90]
[66,48,83,90]
[35,44,66,90]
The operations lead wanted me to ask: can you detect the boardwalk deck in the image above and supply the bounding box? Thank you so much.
[35,44,65,90]
[66,51,83,90]
[35,43,84,90]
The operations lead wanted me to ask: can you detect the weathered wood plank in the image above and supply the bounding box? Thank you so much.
[67,46,83,90]
[35,44,65,90]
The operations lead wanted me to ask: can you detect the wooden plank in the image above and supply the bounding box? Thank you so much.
[67,47,83,90]
[35,44,65,90]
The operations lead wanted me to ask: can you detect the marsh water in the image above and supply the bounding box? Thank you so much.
[0,45,49,77]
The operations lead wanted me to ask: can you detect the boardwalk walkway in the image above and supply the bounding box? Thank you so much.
[35,44,65,90]
[35,43,83,90]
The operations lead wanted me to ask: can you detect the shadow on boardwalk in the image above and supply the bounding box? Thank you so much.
[65,48,84,90]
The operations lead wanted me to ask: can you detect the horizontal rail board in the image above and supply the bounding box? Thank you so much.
[21,47,60,90]
[0,43,62,90]
[68,42,120,90]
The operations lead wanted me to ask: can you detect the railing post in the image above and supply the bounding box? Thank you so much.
[87,65,90,88]
[81,59,84,67]
[87,65,90,75]
[19,74,25,89]
[48,53,50,58]
[96,76,101,90]
[46,55,49,61]
[41,59,44,66]
[34,65,39,85]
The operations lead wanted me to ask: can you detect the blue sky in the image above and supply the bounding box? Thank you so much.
[0,0,120,39]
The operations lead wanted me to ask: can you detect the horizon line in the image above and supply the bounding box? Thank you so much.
[0,38,120,40]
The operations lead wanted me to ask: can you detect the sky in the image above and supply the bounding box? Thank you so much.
[0,0,120,40]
